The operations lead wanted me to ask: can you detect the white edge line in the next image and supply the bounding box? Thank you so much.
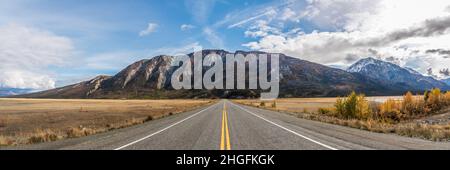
[230,102,338,150]
[114,103,218,150]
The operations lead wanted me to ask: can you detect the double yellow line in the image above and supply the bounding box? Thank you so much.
[220,102,231,150]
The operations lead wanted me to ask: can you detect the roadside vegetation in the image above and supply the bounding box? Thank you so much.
[0,99,215,146]
[235,89,450,141]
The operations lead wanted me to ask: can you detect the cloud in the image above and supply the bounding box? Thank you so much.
[244,20,282,38]
[184,0,217,24]
[139,23,158,36]
[440,68,450,76]
[203,27,224,48]
[427,68,434,76]
[214,0,296,29]
[0,24,74,90]
[181,24,196,31]
[228,8,278,29]
[361,16,450,46]
[243,0,450,76]
[280,8,298,22]
[426,49,450,58]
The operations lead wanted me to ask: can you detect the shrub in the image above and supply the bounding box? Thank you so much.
[379,99,403,122]
[318,108,331,115]
[356,94,371,119]
[67,126,96,138]
[427,88,442,112]
[27,129,60,144]
[334,92,371,119]
[260,101,266,107]
[335,98,345,116]
[402,92,413,114]
[424,90,430,102]
[444,91,450,105]
[344,92,358,118]
[271,101,277,108]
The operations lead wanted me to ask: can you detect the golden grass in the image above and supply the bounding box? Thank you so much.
[0,98,215,146]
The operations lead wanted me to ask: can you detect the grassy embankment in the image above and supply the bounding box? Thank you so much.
[235,89,450,141]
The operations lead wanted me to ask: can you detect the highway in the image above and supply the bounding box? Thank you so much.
[7,100,450,150]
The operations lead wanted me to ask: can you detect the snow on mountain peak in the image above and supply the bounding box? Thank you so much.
[347,57,383,73]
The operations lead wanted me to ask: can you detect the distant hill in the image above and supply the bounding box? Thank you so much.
[0,88,34,96]
[14,50,447,99]
[347,57,449,92]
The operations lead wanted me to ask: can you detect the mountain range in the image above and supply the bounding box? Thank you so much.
[347,57,449,92]
[0,88,34,96]
[442,78,450,86]
[10,50,450,99]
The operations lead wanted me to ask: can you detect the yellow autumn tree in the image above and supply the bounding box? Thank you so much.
[445,91,450,105]
[401,91,415,116]
[379,99,402,121]
[355,94,371,119]
[334,92,372,119]
[427,88,442,112]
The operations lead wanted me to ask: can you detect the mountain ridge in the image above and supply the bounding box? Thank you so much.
[347,57,449,92]
[12,50,449,99]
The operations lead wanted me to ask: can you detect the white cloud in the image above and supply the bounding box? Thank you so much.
[0,24,75,90]
[280,8,298,22]
[184,0,217,24]
[243,0,450,79]
[203,27,225,48]
[181,24,196,31]
[228,8,278,29]
[214,0,295,29]
[139,23,158,36]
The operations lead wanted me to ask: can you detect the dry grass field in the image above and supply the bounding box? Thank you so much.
[0,98,215,146]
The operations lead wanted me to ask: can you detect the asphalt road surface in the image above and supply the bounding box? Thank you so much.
[5,100,450,150]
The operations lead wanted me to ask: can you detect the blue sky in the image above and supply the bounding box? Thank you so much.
[0,0,450,90]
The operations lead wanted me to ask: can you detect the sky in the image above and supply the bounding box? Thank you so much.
[0,0,450,91]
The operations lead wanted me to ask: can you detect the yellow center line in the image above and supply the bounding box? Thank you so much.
[220,109,225,150]
[220,102,231,150]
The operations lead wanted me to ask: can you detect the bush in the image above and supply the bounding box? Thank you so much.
[260,101,266,107]
[318,108,331,115]
[334,92,371,119]
[427,88,442,112]
[402,91,414,115]
[379,99,403,122]
[67,126,96,138]
[445,91,450,105]
[335,98,345,116]
[356,95,371,119]
[28,129,60,144]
